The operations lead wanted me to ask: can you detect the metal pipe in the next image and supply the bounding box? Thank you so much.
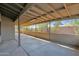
[48,21,51,41]
[0,13,1,39]
[17,17,21,46]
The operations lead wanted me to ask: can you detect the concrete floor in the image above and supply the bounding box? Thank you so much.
[0,39,27,56]
[0,33,79,56]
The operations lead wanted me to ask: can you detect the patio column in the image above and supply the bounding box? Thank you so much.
[17,17,21,46]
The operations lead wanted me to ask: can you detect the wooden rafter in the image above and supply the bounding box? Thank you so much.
[30,10,48,19]
[48,4,63,18]
[29,9,46,21]
[64,3,71,17]
[22,14,32,18]
[3,4,20,12]
[34,4,56,19]
[27,11,37,17]
[27,9,53,23]
[15,3,24,8]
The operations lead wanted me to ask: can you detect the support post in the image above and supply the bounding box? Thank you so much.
[48,21,51,41]
[35,24,37,32]
[17,17,21,46]
[0,13,1,43]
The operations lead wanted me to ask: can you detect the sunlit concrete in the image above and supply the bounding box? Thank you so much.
[16,33,79,56]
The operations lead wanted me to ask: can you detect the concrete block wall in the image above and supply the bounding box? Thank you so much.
[1,16,15,43]
[22,31,79,46]
[50,33,79,46]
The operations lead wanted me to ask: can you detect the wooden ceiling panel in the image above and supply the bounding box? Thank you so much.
[27,10,39,17]
[34,3,53,12]
[58,9,68,17]
[50,3,64,10]
[68,4,79,16]
[30,6,45,15]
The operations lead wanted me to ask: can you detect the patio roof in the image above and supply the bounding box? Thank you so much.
[15,3,79,26]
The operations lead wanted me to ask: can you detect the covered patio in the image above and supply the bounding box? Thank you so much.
[0,3,79,56]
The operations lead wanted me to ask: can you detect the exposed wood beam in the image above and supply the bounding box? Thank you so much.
[27,11,47,20]
[23,15,52,26]
[23,14,31,18]
[21,17,43,25]
[27,11,37,17]
[22,14,34,20]
[29,14,51,24]
[22,14,79,26]
[37,17,46,22]
[3,3,20,12]
[1,10,16,17]
[30,10,55,21]
[37,18,43,22]
[29,9,45,21]
[29,17,44,24]
[64,3,71,17]
[34,5,56,19]
[21,13,79,26]
[19,4,32,16]
[29,9,46,20]
[48,4,63,18]
[1,12,15,20]
[29,11,56,23]
[15,4,33,23]
[15,3,24,8]
[0,5,19,15]
[29,9,50,20]
[28,18,42,25]
[41,14,51,20]
[20,11,57,25]
[26,14,35,18]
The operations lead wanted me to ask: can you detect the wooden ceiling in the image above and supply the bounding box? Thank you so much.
[15,3,79,26]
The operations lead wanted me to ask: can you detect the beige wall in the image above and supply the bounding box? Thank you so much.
[1,16,15,43]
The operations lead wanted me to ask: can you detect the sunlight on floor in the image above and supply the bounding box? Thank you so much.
[57,44,76,51]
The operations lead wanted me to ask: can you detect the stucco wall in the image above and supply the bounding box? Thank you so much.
[1,16,15,43]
